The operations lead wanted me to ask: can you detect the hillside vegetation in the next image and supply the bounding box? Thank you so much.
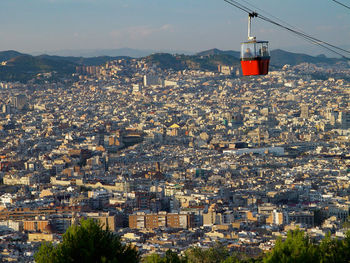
[0,49,347,82]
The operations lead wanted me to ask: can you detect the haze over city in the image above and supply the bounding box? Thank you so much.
[1,0,349,56]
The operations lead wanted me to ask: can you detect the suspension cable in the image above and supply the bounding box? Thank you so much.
[332,0,350,10]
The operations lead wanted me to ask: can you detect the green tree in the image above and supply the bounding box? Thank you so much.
[342,231,350,260]
[318,230,350,263]
[163,250,186,263]
[185,243,230,263]
[35,218,140,263]
[33,241,60,263]
[221,255,242,263]
[342,216,350,229]
[143,250,186,263]
[263,230,319,263]
[143,253,164,263]
[318,233,344,263]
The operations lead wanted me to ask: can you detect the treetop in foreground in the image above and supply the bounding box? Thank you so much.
[35,218,139,263]
[35,223,350,263]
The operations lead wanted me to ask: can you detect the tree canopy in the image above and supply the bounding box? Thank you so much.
[142,230,350,263]
[35,222,350,263]
[263,229,350,263]
[263,229,319,263]
[35,218,140,263]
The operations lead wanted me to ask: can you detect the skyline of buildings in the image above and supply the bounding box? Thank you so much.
[0,54,349,261]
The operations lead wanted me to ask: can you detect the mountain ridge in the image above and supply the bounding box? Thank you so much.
[30,47,193,58]
[0,48,348,82]
[196,48,240,58]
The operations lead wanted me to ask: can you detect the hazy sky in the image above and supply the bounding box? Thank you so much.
[0,0,349,55]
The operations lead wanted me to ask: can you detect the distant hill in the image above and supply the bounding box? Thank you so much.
[0,48,348,82]
[186,54,240,71]
[196,48,240,58]
[143,48,348,72]
[6,55,76,72]
[37,54,132,66]
[31,48,193,58]
[196,48,345,67]
[0,54,77,82]
[145,53,185,70]
[145,52,240,71]
[269,49,342,66]
[0,53,132,82]
[0,50,26,62]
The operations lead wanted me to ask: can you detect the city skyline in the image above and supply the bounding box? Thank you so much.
[0,0,349,56]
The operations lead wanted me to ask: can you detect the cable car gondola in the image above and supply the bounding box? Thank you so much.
[240,13,270,76]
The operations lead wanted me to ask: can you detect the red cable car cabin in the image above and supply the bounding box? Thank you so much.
[240,40,270,76]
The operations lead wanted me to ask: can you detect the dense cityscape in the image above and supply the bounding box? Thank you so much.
[0,53,349,262]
